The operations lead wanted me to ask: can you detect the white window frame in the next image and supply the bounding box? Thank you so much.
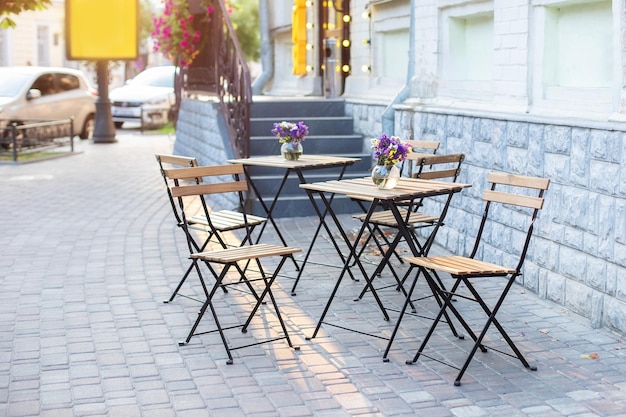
[438,1,495,101]
[0,28,8,66]
[370,0,411,89]
[37,25,50,67]
[530,0,615,115]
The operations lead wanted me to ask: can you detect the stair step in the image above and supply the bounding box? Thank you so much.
[244,155,373,177]
[250,117,354,136]
[250,98,345,118]
[248,170,370,197]
[247,97,371,218]
[248,194,364,218]
[250,135,364,156]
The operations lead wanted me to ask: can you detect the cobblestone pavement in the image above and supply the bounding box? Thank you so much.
[1,132,625,417]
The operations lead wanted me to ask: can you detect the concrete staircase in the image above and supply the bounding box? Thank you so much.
[247,97,372,217]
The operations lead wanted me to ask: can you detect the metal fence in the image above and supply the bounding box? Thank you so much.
[1,118,75,162]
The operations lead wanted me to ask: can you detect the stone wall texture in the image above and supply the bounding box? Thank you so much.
[348,101,626,335]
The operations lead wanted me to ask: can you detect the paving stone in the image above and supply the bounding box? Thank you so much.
[2,133,626,416]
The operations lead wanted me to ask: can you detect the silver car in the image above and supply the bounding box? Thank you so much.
[0,66,97,139]
[110,66,176,129]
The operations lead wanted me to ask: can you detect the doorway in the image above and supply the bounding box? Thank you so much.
[319,0,350,96]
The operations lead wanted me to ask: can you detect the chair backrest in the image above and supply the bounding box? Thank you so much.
[402,140,440,177]
[156,154,199,226]
[412,153,465,182]
[471,172,550,273]
[166,164,252,243]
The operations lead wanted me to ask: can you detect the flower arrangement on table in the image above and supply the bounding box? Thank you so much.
[271,121,309,161]
[370,134,412,189]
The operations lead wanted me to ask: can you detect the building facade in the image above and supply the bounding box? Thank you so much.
[253,0,626,335]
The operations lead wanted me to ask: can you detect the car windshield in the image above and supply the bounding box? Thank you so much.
[130,68,174,88]
[0,73,31,97]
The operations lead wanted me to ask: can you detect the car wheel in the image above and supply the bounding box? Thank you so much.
[114,122,124,129]
[79,114,95,140]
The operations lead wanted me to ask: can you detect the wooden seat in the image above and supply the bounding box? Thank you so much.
[156,154,267,303]
[167,164,301,364]
[387,172,550,385]
[406,255,516,277]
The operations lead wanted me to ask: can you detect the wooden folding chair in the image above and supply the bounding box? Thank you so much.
[156,154,266,303]
[167,164,301,363]
[395,172,550,385]
[400,139,441,178]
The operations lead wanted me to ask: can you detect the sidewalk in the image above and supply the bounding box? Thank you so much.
[1,132,625,417]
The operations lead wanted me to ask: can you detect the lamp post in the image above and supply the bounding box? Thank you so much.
[92,60,117,143]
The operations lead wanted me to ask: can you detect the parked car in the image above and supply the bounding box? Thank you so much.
[0,66,97,139]
[110,66,176,129]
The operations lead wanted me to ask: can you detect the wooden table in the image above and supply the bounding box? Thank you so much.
[300,176,471,344]
[227,155,360,294]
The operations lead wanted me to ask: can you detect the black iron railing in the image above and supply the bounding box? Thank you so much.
[1,118,75,161]
[176,0,252,159]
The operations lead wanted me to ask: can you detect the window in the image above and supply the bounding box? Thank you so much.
[31,74,57,96]
[57,74,80,92]
[533,0,613,113]
[380,28,410,80]
[0,29,7,66]
[37,25,50,66]
[371,0,410,86]
[439,3,495,101]
[447,14,493,82]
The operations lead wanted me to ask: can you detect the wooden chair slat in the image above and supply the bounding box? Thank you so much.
[405,255,514,276]
[192,244,301,263]
[172,181,248,197]
[419,153,465,165]
[405,140,440,151]
[488,172,550,190]
[156,154,197,166]
[483,190,544,209]
[165,164,245,180]
[418,168,460,180]
[354,209,438,227]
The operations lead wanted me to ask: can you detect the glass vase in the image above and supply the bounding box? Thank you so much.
[371,164,400,190]
[281,141,303,161]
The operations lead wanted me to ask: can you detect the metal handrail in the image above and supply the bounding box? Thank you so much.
[176,0,252,159]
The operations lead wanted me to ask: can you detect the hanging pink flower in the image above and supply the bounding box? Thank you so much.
[152,0,232,67]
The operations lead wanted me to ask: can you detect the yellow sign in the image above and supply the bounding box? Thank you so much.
[66,0,138,60]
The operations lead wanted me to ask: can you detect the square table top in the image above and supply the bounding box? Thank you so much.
[227,155,361,170]
[300,177,471,202]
